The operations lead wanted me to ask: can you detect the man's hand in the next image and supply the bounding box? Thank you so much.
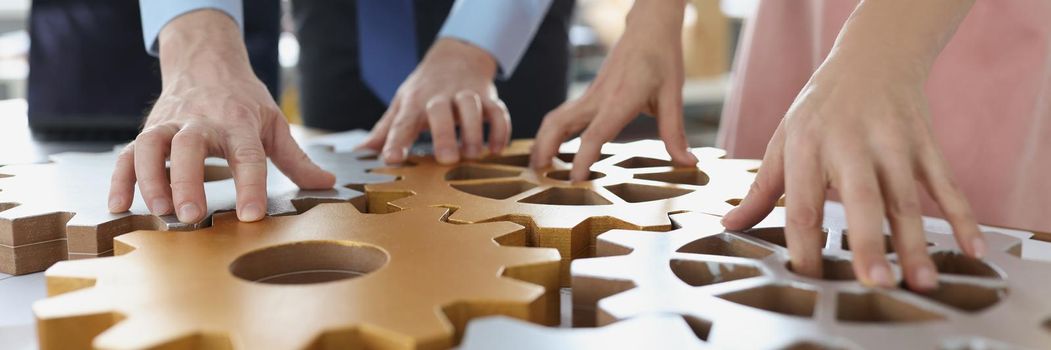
[359,38,510,165]
[529,0,696,182]
[721,0,983,292]
[107,10,335,224]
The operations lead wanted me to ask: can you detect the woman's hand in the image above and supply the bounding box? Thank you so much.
[529,0,696,181]
[722,0,983,292]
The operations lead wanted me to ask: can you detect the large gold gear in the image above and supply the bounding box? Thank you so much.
[33,203,560,349]
[366,140,759,284]
[0,146,393,275]
[572,211,1051,349]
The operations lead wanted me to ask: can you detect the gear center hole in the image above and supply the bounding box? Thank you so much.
[230,241,388,285]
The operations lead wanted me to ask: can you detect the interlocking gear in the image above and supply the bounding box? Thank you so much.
[572,211,1051,349]
[366,140,759,284]
[461,315,709,350]
[34,204,561,349]
[0,146,394,274]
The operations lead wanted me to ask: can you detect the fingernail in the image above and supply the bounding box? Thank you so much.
[150,199,172,215]
[108,198,123,212]
[867,264,894,288]
[971,237,987,258]
[914,265,938,291]
[436,148,458,164]
[178,203,201,223]
[239,203,264,222]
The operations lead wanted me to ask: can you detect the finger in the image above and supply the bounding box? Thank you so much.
[425,96,459,164]
[572,103,637,181]
[837,160,895,288]
[267,121,336,190]
[656,85,698,166]
[169,127,211,223]
[108,144,137,213]
[133,125,179,216]
[380,104,424,165]
[530,100,594,169]
[358,97,399,151]
[225,134,268,222]
[482,98,511,155]
[454,91,484,159]
[722,125,787,230]
[918,146,985,258]
[879,159,937,291]
[781,139,827,279]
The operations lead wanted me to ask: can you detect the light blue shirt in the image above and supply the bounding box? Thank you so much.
[139,0,553,78]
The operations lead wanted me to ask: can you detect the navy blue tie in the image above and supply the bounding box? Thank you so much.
[356,0,419,105]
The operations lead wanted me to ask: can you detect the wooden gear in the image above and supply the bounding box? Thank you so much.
[0,146,394,275]
[366,140,759,284]
[572,211,1051,348]
[460,315,710,350]
[33,204,561,349]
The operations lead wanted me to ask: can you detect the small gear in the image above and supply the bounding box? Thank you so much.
[572,211,1051,349]
[0,146,394,275]
[366,140,759,284]
[460,315,710,350]
[34,204,561,349]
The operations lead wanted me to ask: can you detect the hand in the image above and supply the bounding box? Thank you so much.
[107,10,335,224]
[720,63,985,291]
[529,0,696,181]
[358,38,510,165]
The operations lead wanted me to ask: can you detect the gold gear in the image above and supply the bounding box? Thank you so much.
[34,204,560,349]
[572,211,1051,348]
[365,139,760,284]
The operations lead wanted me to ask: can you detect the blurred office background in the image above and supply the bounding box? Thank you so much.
[0,0,758,147]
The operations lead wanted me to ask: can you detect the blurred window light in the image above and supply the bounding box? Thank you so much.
[278,32,299,68]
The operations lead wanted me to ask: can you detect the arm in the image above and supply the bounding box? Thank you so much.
[359,0,554,164]
[722,0,983,292]
[438,0,554,78]
[139,0,243,55]
[529,0,696,181]
[111,9,334,224]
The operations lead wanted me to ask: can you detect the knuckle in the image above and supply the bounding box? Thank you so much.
[889,196,922,216]
[425,95,452,110]
[454,90,478,101]
[579,128,611,145]
[787,205,822,229]
[231,146,267,164]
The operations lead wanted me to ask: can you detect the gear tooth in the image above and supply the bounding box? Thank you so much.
[571,255,633,279]
[503,245,562,264]
[33,287,115,325]
[693,147,728,159]
[94,317,233,350]
[594,229,648,250]
[457,219,526,240]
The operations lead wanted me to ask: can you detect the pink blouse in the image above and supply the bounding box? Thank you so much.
[718,1,1051,232]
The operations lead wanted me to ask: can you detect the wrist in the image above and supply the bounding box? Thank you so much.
[816,46,930,87]
[427,38,498,80]
[625,0,686,33]
[158,10,254,85]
